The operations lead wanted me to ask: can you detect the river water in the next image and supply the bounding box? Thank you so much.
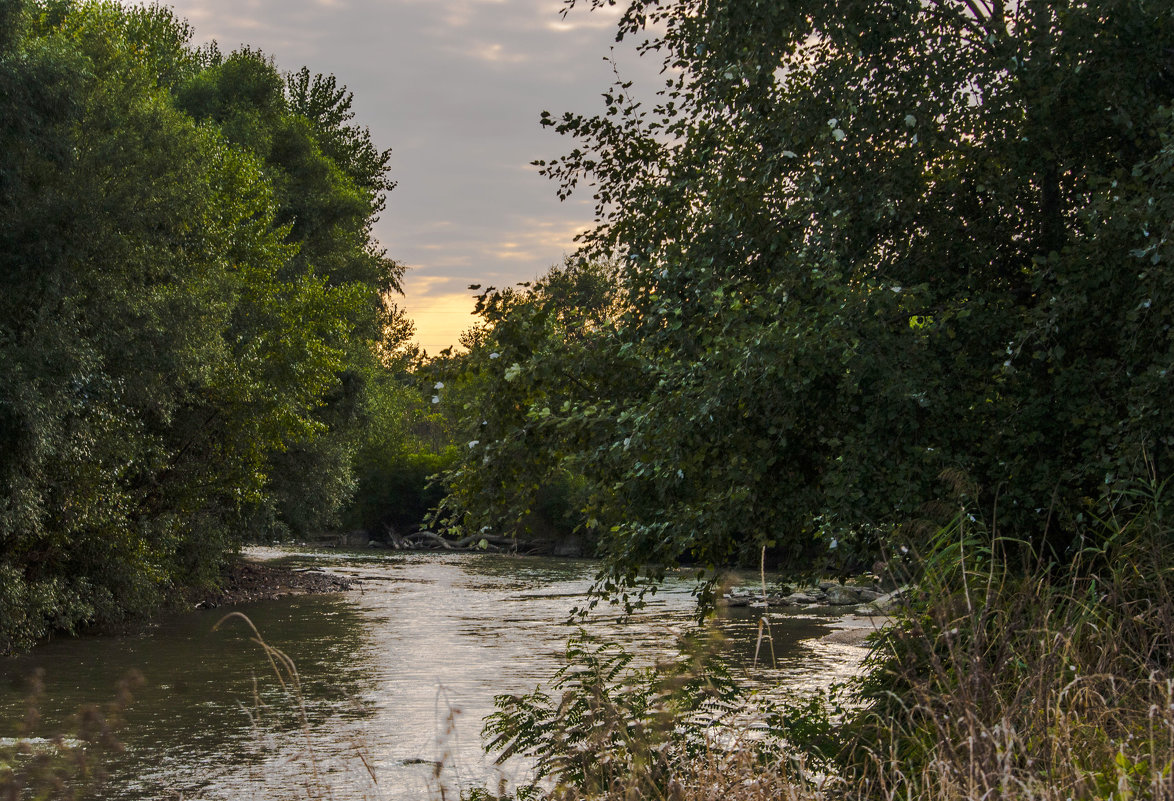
[0,549,878,800]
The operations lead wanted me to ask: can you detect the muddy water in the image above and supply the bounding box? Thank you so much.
[0,550,878,800]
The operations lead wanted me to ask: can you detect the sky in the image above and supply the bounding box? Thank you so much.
[162,0,660,355]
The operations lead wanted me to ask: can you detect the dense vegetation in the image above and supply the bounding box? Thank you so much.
[435,1,1174,798]
[438,0,1174,605]
[2,0,1173,797]
[0,0,430,653]
[435,260,623,554]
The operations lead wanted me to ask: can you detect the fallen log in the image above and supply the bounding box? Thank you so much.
[405,531,453,549]
[398,530,517,552]
[449,533,517,549]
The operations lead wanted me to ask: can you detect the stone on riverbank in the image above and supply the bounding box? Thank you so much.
[189,560,355,609]
[855,586,911,615]
[726,580,889,610]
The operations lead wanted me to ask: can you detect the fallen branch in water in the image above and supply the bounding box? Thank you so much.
[388,530,518,552]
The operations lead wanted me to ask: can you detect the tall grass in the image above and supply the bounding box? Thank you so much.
[479,486,1174,801]
[212,612,475,801]
[212,611,389,801]
[838,501,1174,801]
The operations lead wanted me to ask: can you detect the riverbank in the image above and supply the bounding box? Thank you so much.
[186,557,355,609]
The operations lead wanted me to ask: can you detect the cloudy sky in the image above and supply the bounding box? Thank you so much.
[163,0,659,354]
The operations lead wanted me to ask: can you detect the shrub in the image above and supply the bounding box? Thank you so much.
[482,631,818,801]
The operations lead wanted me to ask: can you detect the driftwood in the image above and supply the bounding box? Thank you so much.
[386,530,518,553]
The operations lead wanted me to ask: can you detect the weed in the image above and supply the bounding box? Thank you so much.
[480,629,825,801]
[840,495,1174,800]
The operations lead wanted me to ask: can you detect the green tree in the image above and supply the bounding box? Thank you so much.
[0,0,402,652]
[445,0,1174,603]
[0,0,276,645]
[339,304,463,538]
[175,47,402,539]
[435,260,639,555]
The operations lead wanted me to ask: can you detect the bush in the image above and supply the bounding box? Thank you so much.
[482,631,815,801]
[476,485,1174,801]
[346,446,457,536]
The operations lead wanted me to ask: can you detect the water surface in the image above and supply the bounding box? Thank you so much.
[0,550,876,800]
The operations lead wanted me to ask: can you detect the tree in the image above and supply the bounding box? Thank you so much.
[443,0,1174,604]
[436,260,631,552]
[175,47,403,539]
[0,0,401,652]
[0,0,276,645]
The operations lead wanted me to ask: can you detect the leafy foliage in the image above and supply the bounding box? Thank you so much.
[434,259,634,553]
[442,0,1174,603]
[484,631,786,799]
[344,356,460,536]
[0,0,401,652]
[173,44,403,539]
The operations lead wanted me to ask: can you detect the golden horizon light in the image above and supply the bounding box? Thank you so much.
[398,275,479,356]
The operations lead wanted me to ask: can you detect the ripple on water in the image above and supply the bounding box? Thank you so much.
[0,548,878,800]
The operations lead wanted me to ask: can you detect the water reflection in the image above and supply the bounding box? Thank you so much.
[0,550,876,800]
[1,593,373,799]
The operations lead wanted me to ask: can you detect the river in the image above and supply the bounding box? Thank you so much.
[0,549,879,800]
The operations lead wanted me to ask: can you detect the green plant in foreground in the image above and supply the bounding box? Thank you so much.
[482,630,821,801]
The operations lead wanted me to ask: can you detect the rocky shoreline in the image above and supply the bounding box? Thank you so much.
[724,580,908,616]
[188,559,356,609]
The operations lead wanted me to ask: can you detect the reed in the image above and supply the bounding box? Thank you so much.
[0,667,141,800]
[212,611,388,801]
[838,502,1174,801]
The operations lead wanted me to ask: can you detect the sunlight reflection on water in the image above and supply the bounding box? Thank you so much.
[0,549,881,800]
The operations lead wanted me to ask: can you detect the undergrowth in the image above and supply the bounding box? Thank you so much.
[838,494,1174,801]
[478,630,823,801]
[477,483,1174,801]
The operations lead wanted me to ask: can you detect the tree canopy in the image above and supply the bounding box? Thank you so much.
[439,0,1174,605]
[0,0,401,652]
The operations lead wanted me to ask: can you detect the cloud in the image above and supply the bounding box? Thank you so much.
[399,275,479,354]
[166,0,664,350]
[401,274,462,298]
[468,42,531,64]
[485,216,590,263]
